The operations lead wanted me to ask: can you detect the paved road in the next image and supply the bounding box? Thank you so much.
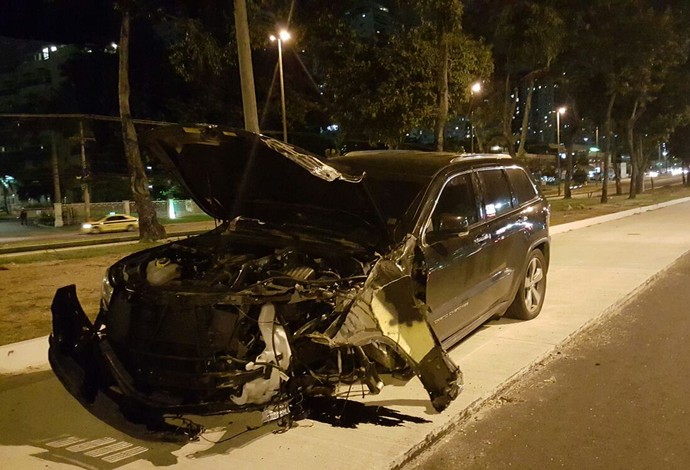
[0,218,217,254]
[0,217,77,243]
[405,251,690,469]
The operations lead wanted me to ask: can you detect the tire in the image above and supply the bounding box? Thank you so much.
[506,248,547,321]
[126,225,135,232]
[92,227,101,234]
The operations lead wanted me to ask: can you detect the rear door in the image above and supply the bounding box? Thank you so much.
[103,215,126,232]
[473,167,530,314]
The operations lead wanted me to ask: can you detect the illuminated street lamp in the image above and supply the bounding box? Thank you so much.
[469,82,482,153]
[556,106,566,195]
[270,30,291,142]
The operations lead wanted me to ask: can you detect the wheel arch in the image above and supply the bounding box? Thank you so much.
[529,237,550,272]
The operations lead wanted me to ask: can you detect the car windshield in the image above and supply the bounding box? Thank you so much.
[362,177,427,239]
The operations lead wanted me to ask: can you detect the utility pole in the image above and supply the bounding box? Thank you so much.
[50,132,63,227]
[234,0,260,134]
[79,121,93,221]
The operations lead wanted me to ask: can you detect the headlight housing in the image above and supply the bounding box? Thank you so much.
[82,223,93,229]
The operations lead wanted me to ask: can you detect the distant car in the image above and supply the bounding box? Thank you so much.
[50,126,549,435]
[80,214,139,234]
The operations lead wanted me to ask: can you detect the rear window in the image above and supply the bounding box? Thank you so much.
[506,168,538,205]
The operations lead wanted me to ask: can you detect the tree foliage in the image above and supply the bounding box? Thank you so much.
[299,2,491,149]
[560,0,690,199]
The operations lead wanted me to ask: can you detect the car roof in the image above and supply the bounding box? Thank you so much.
[330,150,513,180]
[100,214,135,219]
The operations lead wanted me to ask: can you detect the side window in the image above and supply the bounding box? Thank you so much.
[430,173,478,231]
[478,169,513,218]
[506,168,538,205]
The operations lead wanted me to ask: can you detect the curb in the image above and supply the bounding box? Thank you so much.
[550,196,690,235]
[0,335,50,375]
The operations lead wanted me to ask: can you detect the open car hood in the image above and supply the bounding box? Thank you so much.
[144,125,389,245]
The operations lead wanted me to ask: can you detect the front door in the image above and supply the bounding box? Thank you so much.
[422,172,491,344]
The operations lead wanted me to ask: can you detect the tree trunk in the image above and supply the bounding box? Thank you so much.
[614,162,622,195]
[517,78,535,160]
[626,119,637,199]
[502,75,516,158]
[601,93,616,204]
[626,99,645,200]
[118,2,165,242]
[475,125,486,152]
[636,135,646,194]
[434,33,450,152]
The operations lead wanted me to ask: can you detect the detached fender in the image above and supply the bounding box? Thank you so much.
[311,257,462,412]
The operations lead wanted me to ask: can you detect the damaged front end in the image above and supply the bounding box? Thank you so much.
[49,231,461,432]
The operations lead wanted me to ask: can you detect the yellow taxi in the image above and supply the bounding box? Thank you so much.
[80,213,139,234]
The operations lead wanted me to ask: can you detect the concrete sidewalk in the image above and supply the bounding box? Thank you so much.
[1,199,689,469]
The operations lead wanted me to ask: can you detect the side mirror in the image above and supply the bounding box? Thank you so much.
[438,213,469,232]
[426,213,470,244]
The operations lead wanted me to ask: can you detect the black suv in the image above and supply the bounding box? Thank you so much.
[49,126,549,431]
[334,150,550,348]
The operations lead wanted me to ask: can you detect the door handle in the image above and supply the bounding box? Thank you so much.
[474,233,491,244]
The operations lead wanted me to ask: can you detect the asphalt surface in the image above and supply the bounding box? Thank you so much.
[0,218,217,254]
[405,251,690,469]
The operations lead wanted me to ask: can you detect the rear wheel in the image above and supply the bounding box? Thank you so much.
[126,225,135,232]
[506,249,547,320]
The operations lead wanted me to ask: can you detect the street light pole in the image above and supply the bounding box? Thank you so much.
[470,82,481,153]
[270,30,290,143]
[556,107,566,196]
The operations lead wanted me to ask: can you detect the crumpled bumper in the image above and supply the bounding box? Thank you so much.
[49,285,255,415]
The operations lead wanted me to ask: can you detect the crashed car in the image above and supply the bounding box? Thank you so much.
[49,125,549,428]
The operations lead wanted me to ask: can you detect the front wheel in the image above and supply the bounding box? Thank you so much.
[506,249,547,321]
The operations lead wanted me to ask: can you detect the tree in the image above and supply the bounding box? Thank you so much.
[464,0,564,159]
[557,0,690,201]
[116,0,165,241]
[504,3,564,160]
[615,5,688,198]
[299,3,491,149]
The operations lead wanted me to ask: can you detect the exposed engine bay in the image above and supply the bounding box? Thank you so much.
[105,233,375,408]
